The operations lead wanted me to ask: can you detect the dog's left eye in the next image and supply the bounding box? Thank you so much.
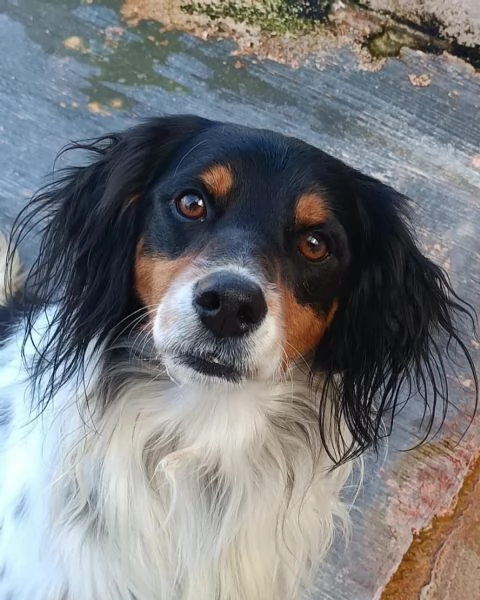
[176,193,207,221]
[298,232,330,262]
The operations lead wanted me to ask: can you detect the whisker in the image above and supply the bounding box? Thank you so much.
[283,341,312,376]
[110,305,159,345]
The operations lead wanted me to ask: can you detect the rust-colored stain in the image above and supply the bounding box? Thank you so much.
[382,452,480,600]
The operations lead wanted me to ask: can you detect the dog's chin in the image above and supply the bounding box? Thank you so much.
[163,354,247,387]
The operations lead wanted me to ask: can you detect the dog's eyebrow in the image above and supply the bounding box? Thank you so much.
[199,164,233,202]
[294,193,331,228]
[174,140,208,175]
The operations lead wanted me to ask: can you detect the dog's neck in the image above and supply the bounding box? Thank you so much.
[35,363,347,600]
[2,309,352,600]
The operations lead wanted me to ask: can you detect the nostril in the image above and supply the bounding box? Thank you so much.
[237,302,257,325]
[196,290,221,312]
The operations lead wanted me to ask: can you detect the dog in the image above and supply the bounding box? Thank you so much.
[0,115,477,600]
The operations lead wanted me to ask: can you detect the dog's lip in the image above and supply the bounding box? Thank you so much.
[175,352,242,381]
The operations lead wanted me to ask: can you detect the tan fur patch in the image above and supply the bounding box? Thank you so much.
[199,164,233,200]
[294,193,330,228]
[282,290,337,361]
[134,241,191,311]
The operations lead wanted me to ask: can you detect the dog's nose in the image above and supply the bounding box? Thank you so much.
[193,272,267,338]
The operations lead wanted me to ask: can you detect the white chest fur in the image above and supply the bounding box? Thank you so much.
[0,322,351,600]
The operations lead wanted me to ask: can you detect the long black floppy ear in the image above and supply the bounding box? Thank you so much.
[9,115,211,402]
[316,169,478,462]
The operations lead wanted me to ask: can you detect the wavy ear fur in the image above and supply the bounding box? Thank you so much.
[9,115,211,403]
[316,170,478,462]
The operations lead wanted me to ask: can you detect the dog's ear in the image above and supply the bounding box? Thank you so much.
[316,169,478,461]
[11,115,211,400]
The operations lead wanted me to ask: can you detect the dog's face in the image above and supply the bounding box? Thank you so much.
[134,126,350,385]
[17,115,476,460]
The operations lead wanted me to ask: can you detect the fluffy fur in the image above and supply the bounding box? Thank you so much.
[0,116,477,600]
[0,315,350,600]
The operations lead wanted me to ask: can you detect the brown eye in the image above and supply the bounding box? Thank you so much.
[176,193,206,220]
[298,233,329,262]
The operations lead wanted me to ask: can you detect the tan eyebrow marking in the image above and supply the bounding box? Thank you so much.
[294,193,331,228]
[199,164,233,202]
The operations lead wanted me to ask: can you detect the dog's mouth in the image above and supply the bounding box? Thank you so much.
[176,352,242,382]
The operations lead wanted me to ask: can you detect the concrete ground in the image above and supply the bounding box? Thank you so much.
[365,0,480,47]
[0,0,479,598]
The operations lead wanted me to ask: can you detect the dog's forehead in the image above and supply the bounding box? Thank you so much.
[169,125,328,216]
[187,122,308,159]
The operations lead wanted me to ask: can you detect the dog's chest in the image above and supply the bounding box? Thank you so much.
[0,344,349,600]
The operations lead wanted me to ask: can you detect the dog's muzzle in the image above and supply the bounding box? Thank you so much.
[153,266,282,384]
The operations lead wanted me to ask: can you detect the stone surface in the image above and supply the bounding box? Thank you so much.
[382,455,480,599]
[0,0,479,598]
[365,0,480,47]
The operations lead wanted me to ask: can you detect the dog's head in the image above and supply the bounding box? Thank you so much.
[14,115,477,460]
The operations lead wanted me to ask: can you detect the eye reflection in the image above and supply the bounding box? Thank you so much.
[298,233,329,262]
[176,193,206,221]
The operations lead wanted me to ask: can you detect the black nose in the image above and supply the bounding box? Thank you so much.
[193,271,267,338]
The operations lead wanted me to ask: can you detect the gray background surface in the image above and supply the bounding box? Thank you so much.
[0,0,479,597]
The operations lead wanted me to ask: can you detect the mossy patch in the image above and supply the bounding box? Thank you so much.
[181,1,335,34]
[367,19,480,70]
[367,26,447,59]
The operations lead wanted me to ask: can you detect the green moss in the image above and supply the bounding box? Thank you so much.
[181,1,335,34]
[368,26,448,59]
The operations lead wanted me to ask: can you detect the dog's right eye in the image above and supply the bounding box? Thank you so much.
[297,232,330,262]
[176,193,207,221]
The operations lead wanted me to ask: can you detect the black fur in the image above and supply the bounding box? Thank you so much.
[0,296,25,346]
[8,115,478,462]
[316,170,478,460]
[0,305,17,344]
[10,116,210,402]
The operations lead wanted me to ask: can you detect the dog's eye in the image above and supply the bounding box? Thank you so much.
[298,233,330,262]
[176,193,207,221]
